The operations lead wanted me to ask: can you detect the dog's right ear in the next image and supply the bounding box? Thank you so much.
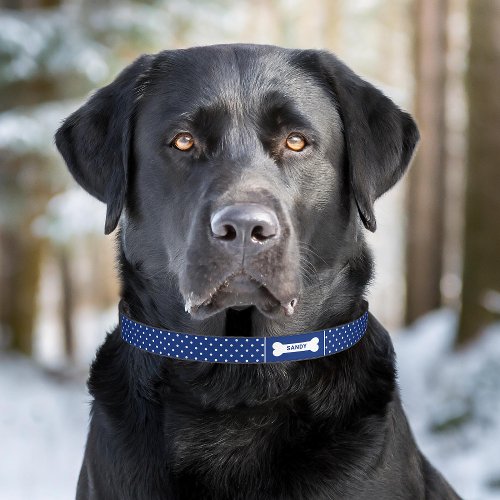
[55,55,153,234]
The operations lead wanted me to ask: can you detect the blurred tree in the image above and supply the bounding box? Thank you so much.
[58,245,74,359]
[0,0,236,360]
[0,158,54,355]
[0,0,64,356]
[323,0,342,53]
[405,0,448,324]
[457,0,500,344]
[0,0,149,357]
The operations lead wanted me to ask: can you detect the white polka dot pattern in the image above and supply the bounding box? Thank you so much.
[121,316,265,363]
[120,309,369,364]
[325,311,368,355]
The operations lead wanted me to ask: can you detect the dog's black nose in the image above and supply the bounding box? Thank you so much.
[210,203,279,252]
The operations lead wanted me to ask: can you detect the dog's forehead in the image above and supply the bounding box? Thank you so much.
[142,45,334,118]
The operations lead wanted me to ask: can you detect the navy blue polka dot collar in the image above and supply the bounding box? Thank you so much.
[120,303,369,364]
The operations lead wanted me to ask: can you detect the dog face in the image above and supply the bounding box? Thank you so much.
[130,47,346,319]
[56,44,418,322]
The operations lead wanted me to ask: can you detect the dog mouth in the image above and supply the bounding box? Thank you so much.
[185,271,298,320]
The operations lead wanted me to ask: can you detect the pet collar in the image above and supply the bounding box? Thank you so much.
[120,302,369,364]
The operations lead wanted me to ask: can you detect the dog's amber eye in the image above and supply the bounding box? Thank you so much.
[173,133,194,151]
[285,133,306,152]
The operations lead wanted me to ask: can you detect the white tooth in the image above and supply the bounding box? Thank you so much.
[283,299,298,316]
[185,292,198,313]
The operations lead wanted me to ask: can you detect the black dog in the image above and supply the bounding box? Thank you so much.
[56,44,460,499]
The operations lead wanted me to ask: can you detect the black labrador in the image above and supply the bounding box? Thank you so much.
[56,44,460,499]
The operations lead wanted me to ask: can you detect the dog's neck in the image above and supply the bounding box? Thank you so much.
[90,238,394,434]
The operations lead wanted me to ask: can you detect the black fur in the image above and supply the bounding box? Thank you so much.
[55,44,460,499]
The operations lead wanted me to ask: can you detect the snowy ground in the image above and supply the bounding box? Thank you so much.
[395,311,500,499]
[0,354,89,500]
[1,310,500,499]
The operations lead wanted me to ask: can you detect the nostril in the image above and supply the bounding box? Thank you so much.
[251,225,274,242]
[221,224,237,241]
[212,223,237,241]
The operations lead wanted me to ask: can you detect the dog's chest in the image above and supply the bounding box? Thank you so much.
[168,405,286,478]
[164,404,361,499]
[170,407,282,469]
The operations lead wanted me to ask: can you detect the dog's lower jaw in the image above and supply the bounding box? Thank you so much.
[181,269,300,321]
[185,292,298,321]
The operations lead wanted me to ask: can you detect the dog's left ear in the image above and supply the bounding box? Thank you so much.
[318,52,419,232]
[55,54,153,234]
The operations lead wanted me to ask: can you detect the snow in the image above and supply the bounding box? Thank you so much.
[0,10,108,84]
[32,188,107,244]
[395,311,500,499]
[0,100,80,154]
[0,354,89,500]
[2,309,500,499]
[481,290,500,315]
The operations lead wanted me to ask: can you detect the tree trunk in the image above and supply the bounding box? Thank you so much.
[405,0,448,324]
[59,246,75,360]
[456,0,500,345]
[1,228,45,356]
[322,0,341,52]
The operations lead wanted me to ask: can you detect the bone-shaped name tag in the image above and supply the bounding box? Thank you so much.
[272,337,320,357]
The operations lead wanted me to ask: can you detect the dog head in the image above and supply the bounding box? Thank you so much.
[56,45,418,322]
